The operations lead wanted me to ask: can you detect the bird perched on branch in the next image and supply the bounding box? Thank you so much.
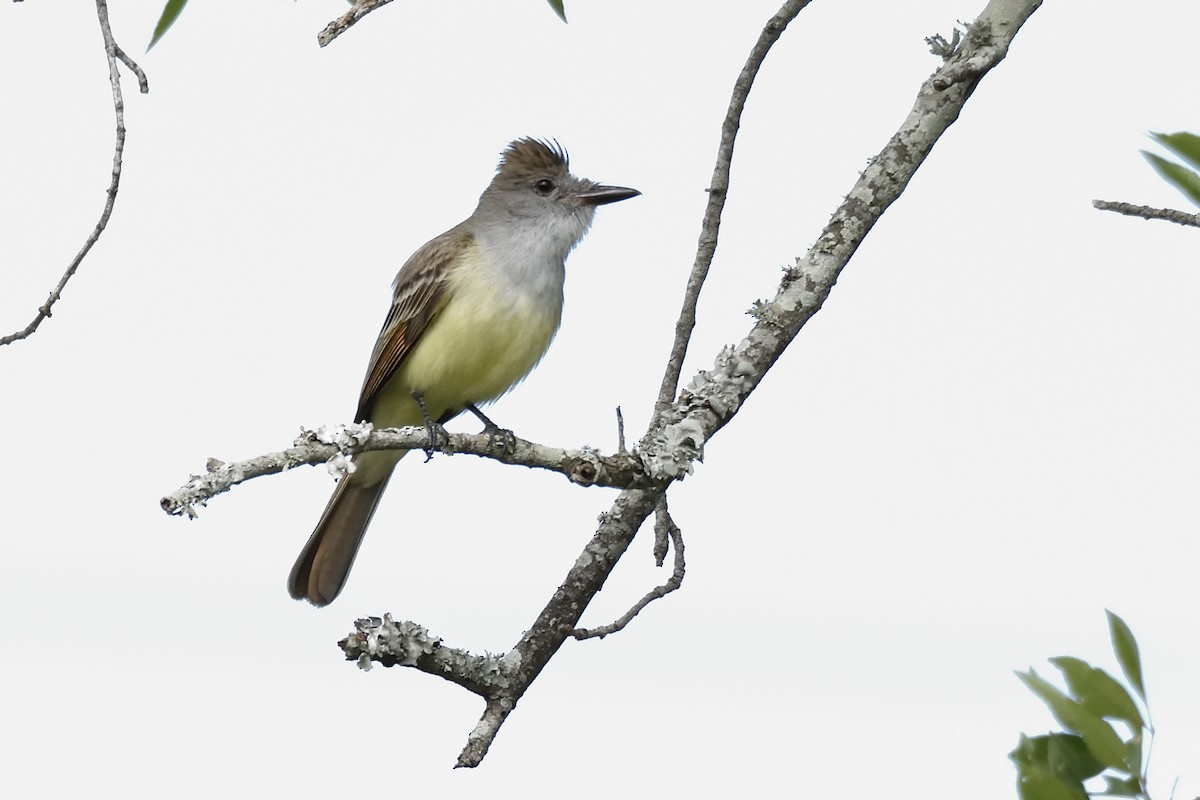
[289,138,639,606]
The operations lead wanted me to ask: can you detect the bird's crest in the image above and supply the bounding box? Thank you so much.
[497,138,569,176]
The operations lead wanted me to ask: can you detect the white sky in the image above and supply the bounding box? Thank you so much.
[2,1,1198,797]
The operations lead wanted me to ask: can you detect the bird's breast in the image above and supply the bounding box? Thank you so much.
[395,244,565,415]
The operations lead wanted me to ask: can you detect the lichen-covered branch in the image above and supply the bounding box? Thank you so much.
[160,423,644,518]
[1,0,148,346]
[436,0,1043,766]
[174,0,1043,770]
[339,616,511,697]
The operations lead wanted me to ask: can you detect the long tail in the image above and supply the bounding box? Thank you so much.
[288,468,395,606]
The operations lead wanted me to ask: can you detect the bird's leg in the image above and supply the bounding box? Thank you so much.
[411,390,450,462]
[465,403,517,455]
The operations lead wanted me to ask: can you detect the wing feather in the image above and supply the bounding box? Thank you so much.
[354,226,471,422]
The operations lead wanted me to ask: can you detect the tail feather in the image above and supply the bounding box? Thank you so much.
[288,473,393,606]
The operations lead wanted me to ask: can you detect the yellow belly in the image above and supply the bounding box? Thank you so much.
[368,256,563,431]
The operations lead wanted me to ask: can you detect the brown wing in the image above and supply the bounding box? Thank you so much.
[354,225,471,422]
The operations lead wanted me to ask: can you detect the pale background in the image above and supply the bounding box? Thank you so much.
[2,1,1198,797]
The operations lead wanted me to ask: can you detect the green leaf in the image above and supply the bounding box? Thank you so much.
[148,0,189,51]
[1010,735,1098,800]
[1010,732,1044,767]
[1102,775,1144,797]
[1011,733,1106,781]
[1049,656,1144,729]
[1141,150,1200,209]
[1106,610,1147,704]
[546,0,567,23]
[1150,131,1200,172]
[1016,669,1134,772]
[1014,768,1089,800]
[1044,734,1105,782]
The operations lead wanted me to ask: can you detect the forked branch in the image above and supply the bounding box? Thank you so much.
[164,0,1043,769]
[341,0,1044,768]
[1,0,147,346]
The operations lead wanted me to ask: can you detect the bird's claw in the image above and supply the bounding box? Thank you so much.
[485,425,517,456]
[421,420,450,462]
[466,403,517,455]
[412,390,450,462]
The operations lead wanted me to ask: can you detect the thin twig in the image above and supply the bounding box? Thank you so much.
[0,0,147,346]
[112,43,149,90]
[1093,199,1200,228]
[653,0,813,411]
[651,494,672,567]
[615,407,626,454]
[572,508,684,641]
[318,0,395,47]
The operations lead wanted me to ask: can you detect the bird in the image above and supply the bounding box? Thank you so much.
[288,138,639,606]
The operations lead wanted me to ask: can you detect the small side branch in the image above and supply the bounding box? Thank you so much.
[339,615,512,697]
[1,0,148,346]
[1092,199,1200,229]
[573,503,684,641]
[654,0,814,410]
[318,0,395,47]
[160,424,644,518]
[341,616,528,768]
[651,495,673,566]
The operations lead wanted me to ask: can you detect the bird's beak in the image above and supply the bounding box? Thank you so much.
[574,185,641,206]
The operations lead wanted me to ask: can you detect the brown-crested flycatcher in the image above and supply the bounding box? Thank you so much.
[288,138,639,606]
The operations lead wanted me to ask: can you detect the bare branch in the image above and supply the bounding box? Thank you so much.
[573,502,684,641]
[318,0,395,48]
[111,42,149,91]
[654,0,814,411]
[160,423,645,518]
[1093,199,1200,228]
[0,0,147,346]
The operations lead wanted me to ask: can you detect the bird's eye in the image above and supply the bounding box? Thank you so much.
[533,178,555,196]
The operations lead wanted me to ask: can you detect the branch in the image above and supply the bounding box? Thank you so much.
[652,493,671,565]
[160,423,645,518]
[654,0,814,411]
[339,616,511,696]
[441,0,1043,766]
[1092,199,1200,228]
[0,0,148,346]
[173,0,1041,769]
[572,499,684,640]
[318,0,394,48]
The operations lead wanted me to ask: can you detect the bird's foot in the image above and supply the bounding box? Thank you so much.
[412,390,451,462]
[465,404,517,455]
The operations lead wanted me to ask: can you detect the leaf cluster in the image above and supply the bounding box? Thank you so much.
[1142,132,1200,209]
[1011,611,1192,800]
